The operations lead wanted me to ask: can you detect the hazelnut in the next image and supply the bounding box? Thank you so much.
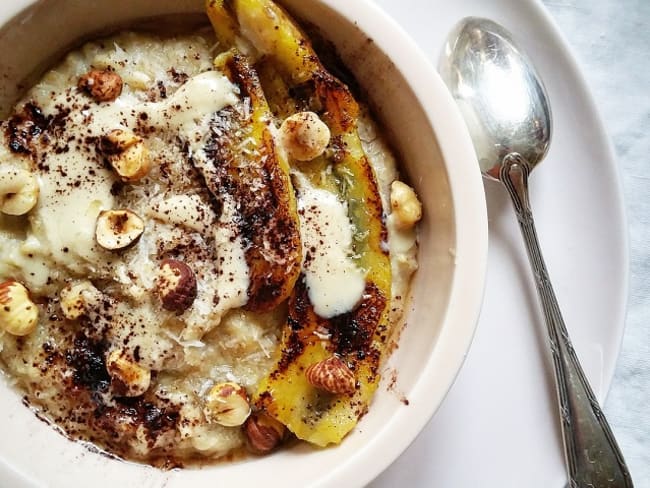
[305,356,356,395]
[204,382,251,427]
[106,349,151,397]
[95,209,144,250]
[156,259,197,313]
[59,280,101,320]
[390,181,422,230]
[0,168,39,216]
[100,129,138,155]
[279,111,331,161]
[0,280,39,336]
[244,412,286,454]
[101,129,151,182]
[78,69,123,102]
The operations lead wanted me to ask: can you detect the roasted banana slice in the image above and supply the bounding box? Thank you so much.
[198,48,301,312]
[207,0,393,446]
[208,0,320,84]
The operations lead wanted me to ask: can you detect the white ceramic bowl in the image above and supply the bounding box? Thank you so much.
[0,1,487,486]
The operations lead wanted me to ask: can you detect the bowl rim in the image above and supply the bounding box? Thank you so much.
[0,0,488,486]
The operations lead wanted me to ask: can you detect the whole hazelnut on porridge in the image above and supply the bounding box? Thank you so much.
[0,168,39,216]
[244,412,286,454]
[279,111,331,161]
[204,382,251,427]
[390,180,422,229]
[59,281,102,320]
[95,209,145,250]
[0,280,39,336]
[106,349,151,397]
[100,129,152,182]
[156,259,197,313]
[78,69,123,102]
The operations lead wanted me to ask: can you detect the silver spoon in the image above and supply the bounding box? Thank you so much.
[439,17,633,488]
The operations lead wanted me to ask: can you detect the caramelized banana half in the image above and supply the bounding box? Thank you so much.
[199,48,302,312]
[207,0,393,446]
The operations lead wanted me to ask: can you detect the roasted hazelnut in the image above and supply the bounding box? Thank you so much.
[0,168,39,216]
[0,280,39,336]
[279,111,331,161]
[101,129,151,182]
[305,356,356,395]
[204,382,251,427]
[78,69,123,102]
[95,209,144,251]
[100,128,138,155]
[244,412,286,454]
[59,280,101,320]
[390,181,422,230]
[106,349,151,397]
[156,259,197,313]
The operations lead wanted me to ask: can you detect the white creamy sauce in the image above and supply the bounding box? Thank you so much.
[211,197,250,312]
[147,194,216,233]
[8,71,244,299]
[146,71,239,154]
[181,195,250,341]
[33,155,116,275]
[78,71,237,142]
[0,234,49,289]
[184,139,251,338]
[295,177,366,318]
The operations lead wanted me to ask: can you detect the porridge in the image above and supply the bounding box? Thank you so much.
[0,0,421,466]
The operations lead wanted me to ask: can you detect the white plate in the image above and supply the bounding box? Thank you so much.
[370,0,628,487]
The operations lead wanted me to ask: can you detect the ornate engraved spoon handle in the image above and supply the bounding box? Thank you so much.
[499,153,633,488]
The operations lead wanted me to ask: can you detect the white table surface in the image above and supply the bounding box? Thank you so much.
[370,0,650,486]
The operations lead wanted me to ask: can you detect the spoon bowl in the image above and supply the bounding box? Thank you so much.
[440,17,633,488]
[440,18,551,178]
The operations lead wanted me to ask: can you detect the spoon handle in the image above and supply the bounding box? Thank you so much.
[499,153,633,488]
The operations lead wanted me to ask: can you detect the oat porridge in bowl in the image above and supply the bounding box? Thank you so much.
[0,0,486,486]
